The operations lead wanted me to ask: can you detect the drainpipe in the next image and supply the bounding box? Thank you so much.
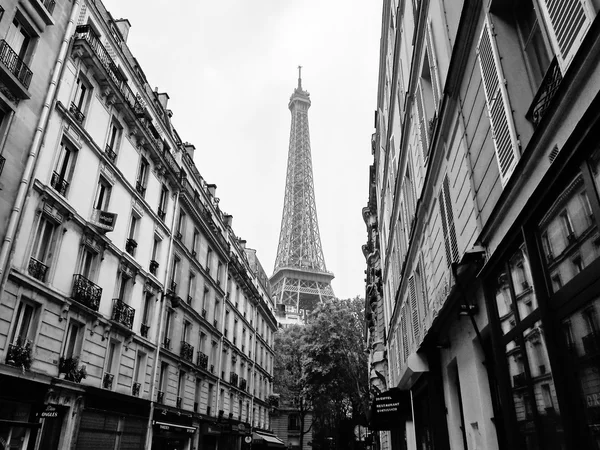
[214,255,230,450]
[0,0,81,285]
[145,189,180,449]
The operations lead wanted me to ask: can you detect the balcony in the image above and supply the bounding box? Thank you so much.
[28,257,48,282]
[197,351,208,370]
[239,378,247,391]
[111,298,135,329]
[132,382,141,397]
[104,144,117,162]
[583,332,600,357]
[51,171,69,196]
[157,390,164,404]
[125,238,137,255]
[230,372,238,387]
[0,39,33,97]
[69,102,85,125]
[527,57,563,128]
[103,372,114,389]
[140,323,150,338]
[71,274,102,311]
[149,259,159,276]
[162,337,171,350]
[513,372,527,388]
[180,341,194,362]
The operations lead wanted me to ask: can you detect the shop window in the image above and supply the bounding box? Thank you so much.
[537,170,600,294]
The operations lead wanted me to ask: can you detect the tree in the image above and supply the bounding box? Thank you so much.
[302,297,369,450]
[273,324,313,449]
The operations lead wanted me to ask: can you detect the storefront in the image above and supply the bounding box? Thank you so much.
[482,130,600,449]
[151,409,197,450]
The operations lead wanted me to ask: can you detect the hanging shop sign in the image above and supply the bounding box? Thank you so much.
[90,209,117,231]
[153,421,196,435]
[369,388,412,430]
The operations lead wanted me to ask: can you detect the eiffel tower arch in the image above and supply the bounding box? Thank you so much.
[270,69,335,319]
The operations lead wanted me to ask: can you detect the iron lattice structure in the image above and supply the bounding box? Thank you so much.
[270,71,335,315]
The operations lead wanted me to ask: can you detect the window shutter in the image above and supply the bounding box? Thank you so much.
[409,276,420,343]
[477,18,520,185]
[443,175,459,263]
[415,82,429,156]
[438,190,452,267]
[426,20,441,109]
[539,0,593,73]
[401,306,409,362]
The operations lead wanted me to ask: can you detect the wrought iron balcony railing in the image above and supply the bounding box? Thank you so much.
[71,274,102,311]
[125,238,137,255]
[51,171,69,196]
[527,57,563,128]
[103,372,114,389]
[140,323,150,338]
[69,102,85,125]
[28,257,48,281]
[111,298,135,329]
[180,341,194,362]
[0,40,33,89]
[583,331,600,357]
[104,144,117,162]
[5,338,32,371]
[149,259,159,275]
[157,390,164,404]
[197,351,208,370]
[132,381,141,397]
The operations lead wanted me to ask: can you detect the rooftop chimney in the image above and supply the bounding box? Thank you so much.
[114,19,131,43]
[206,184,216,197]
[184,142,195,159]
[156,91,170,110]
[223,214,233,227]
[238,239,247,249]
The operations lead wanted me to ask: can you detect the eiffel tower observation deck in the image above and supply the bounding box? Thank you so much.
[270,68,335,317]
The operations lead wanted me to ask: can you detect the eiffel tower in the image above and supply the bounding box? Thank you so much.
[270,68,335,318]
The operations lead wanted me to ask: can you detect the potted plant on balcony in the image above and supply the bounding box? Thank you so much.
[6,337,33,372]
[58,356,88,383]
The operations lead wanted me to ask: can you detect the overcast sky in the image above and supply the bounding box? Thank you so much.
[102,0,382,300]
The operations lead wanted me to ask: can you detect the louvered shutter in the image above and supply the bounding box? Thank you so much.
[443,175,459,262]
[409,276,420,343]
[426,20,441,109]
[477,18,520,185]
[401,306,409,362]
[438,190,452,267]
[539,0,593,73]
[415,82,429,156]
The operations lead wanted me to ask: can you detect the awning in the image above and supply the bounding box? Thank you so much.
[253,431,285,448]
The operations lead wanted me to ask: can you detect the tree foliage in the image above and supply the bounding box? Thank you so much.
[273,297,369,450]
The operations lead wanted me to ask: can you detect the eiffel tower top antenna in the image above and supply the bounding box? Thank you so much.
[298,65,302,89]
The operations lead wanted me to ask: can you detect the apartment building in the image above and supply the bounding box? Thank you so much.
[365,1,600,450]
[0,1,277,449]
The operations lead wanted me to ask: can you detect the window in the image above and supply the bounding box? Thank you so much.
[192,229,200,257]
[177,370,186,406]
[141,293,153,336]
[133,351,146,396]
[136,157,149,197]
[62,320,83,359]
[183,320,191,343]
[187,272,195,304]
[105,118,122,162]
[206,247,212,273]
[105,340,120,380]
[126,214,139,256]
[202,287,209,316]
[116,272,131,303]
[514,0,552,90]
[29,215,58,281]
[158,185,168,220]
[10,300,37,346]
[150,238,160,275]
[207,383,214,414]
[477,16,520,185]
[52,139,78,196]
[163,309,172,348]
[70,74,91,124]
[176,209,185,239]
[159,362,168,400]
[78,245,98,281]
[217,262,223,285]
[94,176,112,211]
[195,378,202,412]
[170,257,180,292]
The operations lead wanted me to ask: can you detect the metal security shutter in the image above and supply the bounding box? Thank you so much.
[120,416,146,450]
[477,18,520,185]
[75,410,118,450]
[539,0,593,73]
[425,20,441,110]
